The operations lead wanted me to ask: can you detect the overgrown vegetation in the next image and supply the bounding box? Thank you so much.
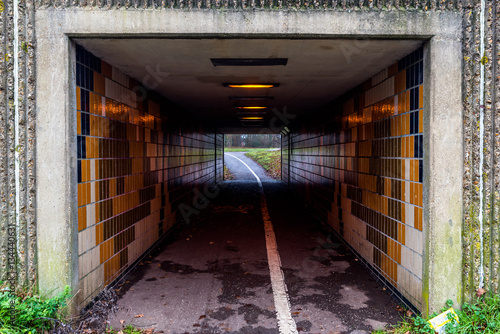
[0,283,71,333]
[374,292,500,334]
[0,283,151,333]
[245,150,281,180]
[223,165,235,180]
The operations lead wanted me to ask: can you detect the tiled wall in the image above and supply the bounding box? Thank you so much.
[289,48,424,310]
[76,45,217,306]
[215,133,224,183]
[282,135,290,185]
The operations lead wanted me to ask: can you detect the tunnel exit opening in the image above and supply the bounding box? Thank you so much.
[223,134,282,182]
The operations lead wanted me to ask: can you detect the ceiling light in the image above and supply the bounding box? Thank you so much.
[236,106,267,110]
[241,117,264,120]
[229,96,274,101]
[211,58,288,67]
[224,83,279,89]
[236,111,266,116]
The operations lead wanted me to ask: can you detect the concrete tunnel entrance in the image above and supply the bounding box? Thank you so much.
[70,37,429,330]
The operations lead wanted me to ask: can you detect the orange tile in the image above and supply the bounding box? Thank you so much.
[109,178,117,197]
[81,160,87,183]
[76,87,81,110]
[419,183,423,207]
[78,183,83,207]
[409,182,414,205]
[398,224,406,245]
[419,109,424,133]
[86,138,92,160]
[397,243,402,264]
[77,112,82,135]
[78,207,87,231]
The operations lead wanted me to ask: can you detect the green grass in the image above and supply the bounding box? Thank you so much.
[374,294,500,334]
[244,150,281,180]
[224,147,277,152]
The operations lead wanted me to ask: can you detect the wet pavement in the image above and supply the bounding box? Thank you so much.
[107,155,400,333]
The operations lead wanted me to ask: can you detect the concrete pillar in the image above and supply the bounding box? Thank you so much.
[35,25,79,303]
[422,36,463,316]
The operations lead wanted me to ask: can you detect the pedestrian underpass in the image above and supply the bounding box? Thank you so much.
[68,39,430,332]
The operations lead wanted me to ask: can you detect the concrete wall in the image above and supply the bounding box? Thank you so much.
[462,0,500,300]
[0,0,37,288]
[74,45,218,306]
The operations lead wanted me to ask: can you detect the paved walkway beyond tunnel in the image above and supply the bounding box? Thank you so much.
[108,175,400,333]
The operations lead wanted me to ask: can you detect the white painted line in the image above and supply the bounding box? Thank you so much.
[225,153,298,334]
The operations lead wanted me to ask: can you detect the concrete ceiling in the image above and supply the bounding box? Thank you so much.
[75,38,424,133]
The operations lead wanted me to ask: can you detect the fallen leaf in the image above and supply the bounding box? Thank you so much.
[134,314,144,318]
[193,324,201,327]
[119,320,125,324]
[292,312,300,315]
[406,310,414,317]
[199,315,206,319]
[209,241,215,244]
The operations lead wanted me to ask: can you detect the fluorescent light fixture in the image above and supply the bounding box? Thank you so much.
[211,58,288,67]
[229,96,274,101]
[236,112,266,116]
[241,117,264,120]
[223,83,279,88]
[235,106,268,110]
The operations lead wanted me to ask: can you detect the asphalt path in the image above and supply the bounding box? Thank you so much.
[223,152,274,181]
[108,160,400,333]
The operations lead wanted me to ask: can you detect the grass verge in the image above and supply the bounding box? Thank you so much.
[244,150,281,180]
[224,147,277,152]
[374,292,500,334]
[224,165,235,180]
